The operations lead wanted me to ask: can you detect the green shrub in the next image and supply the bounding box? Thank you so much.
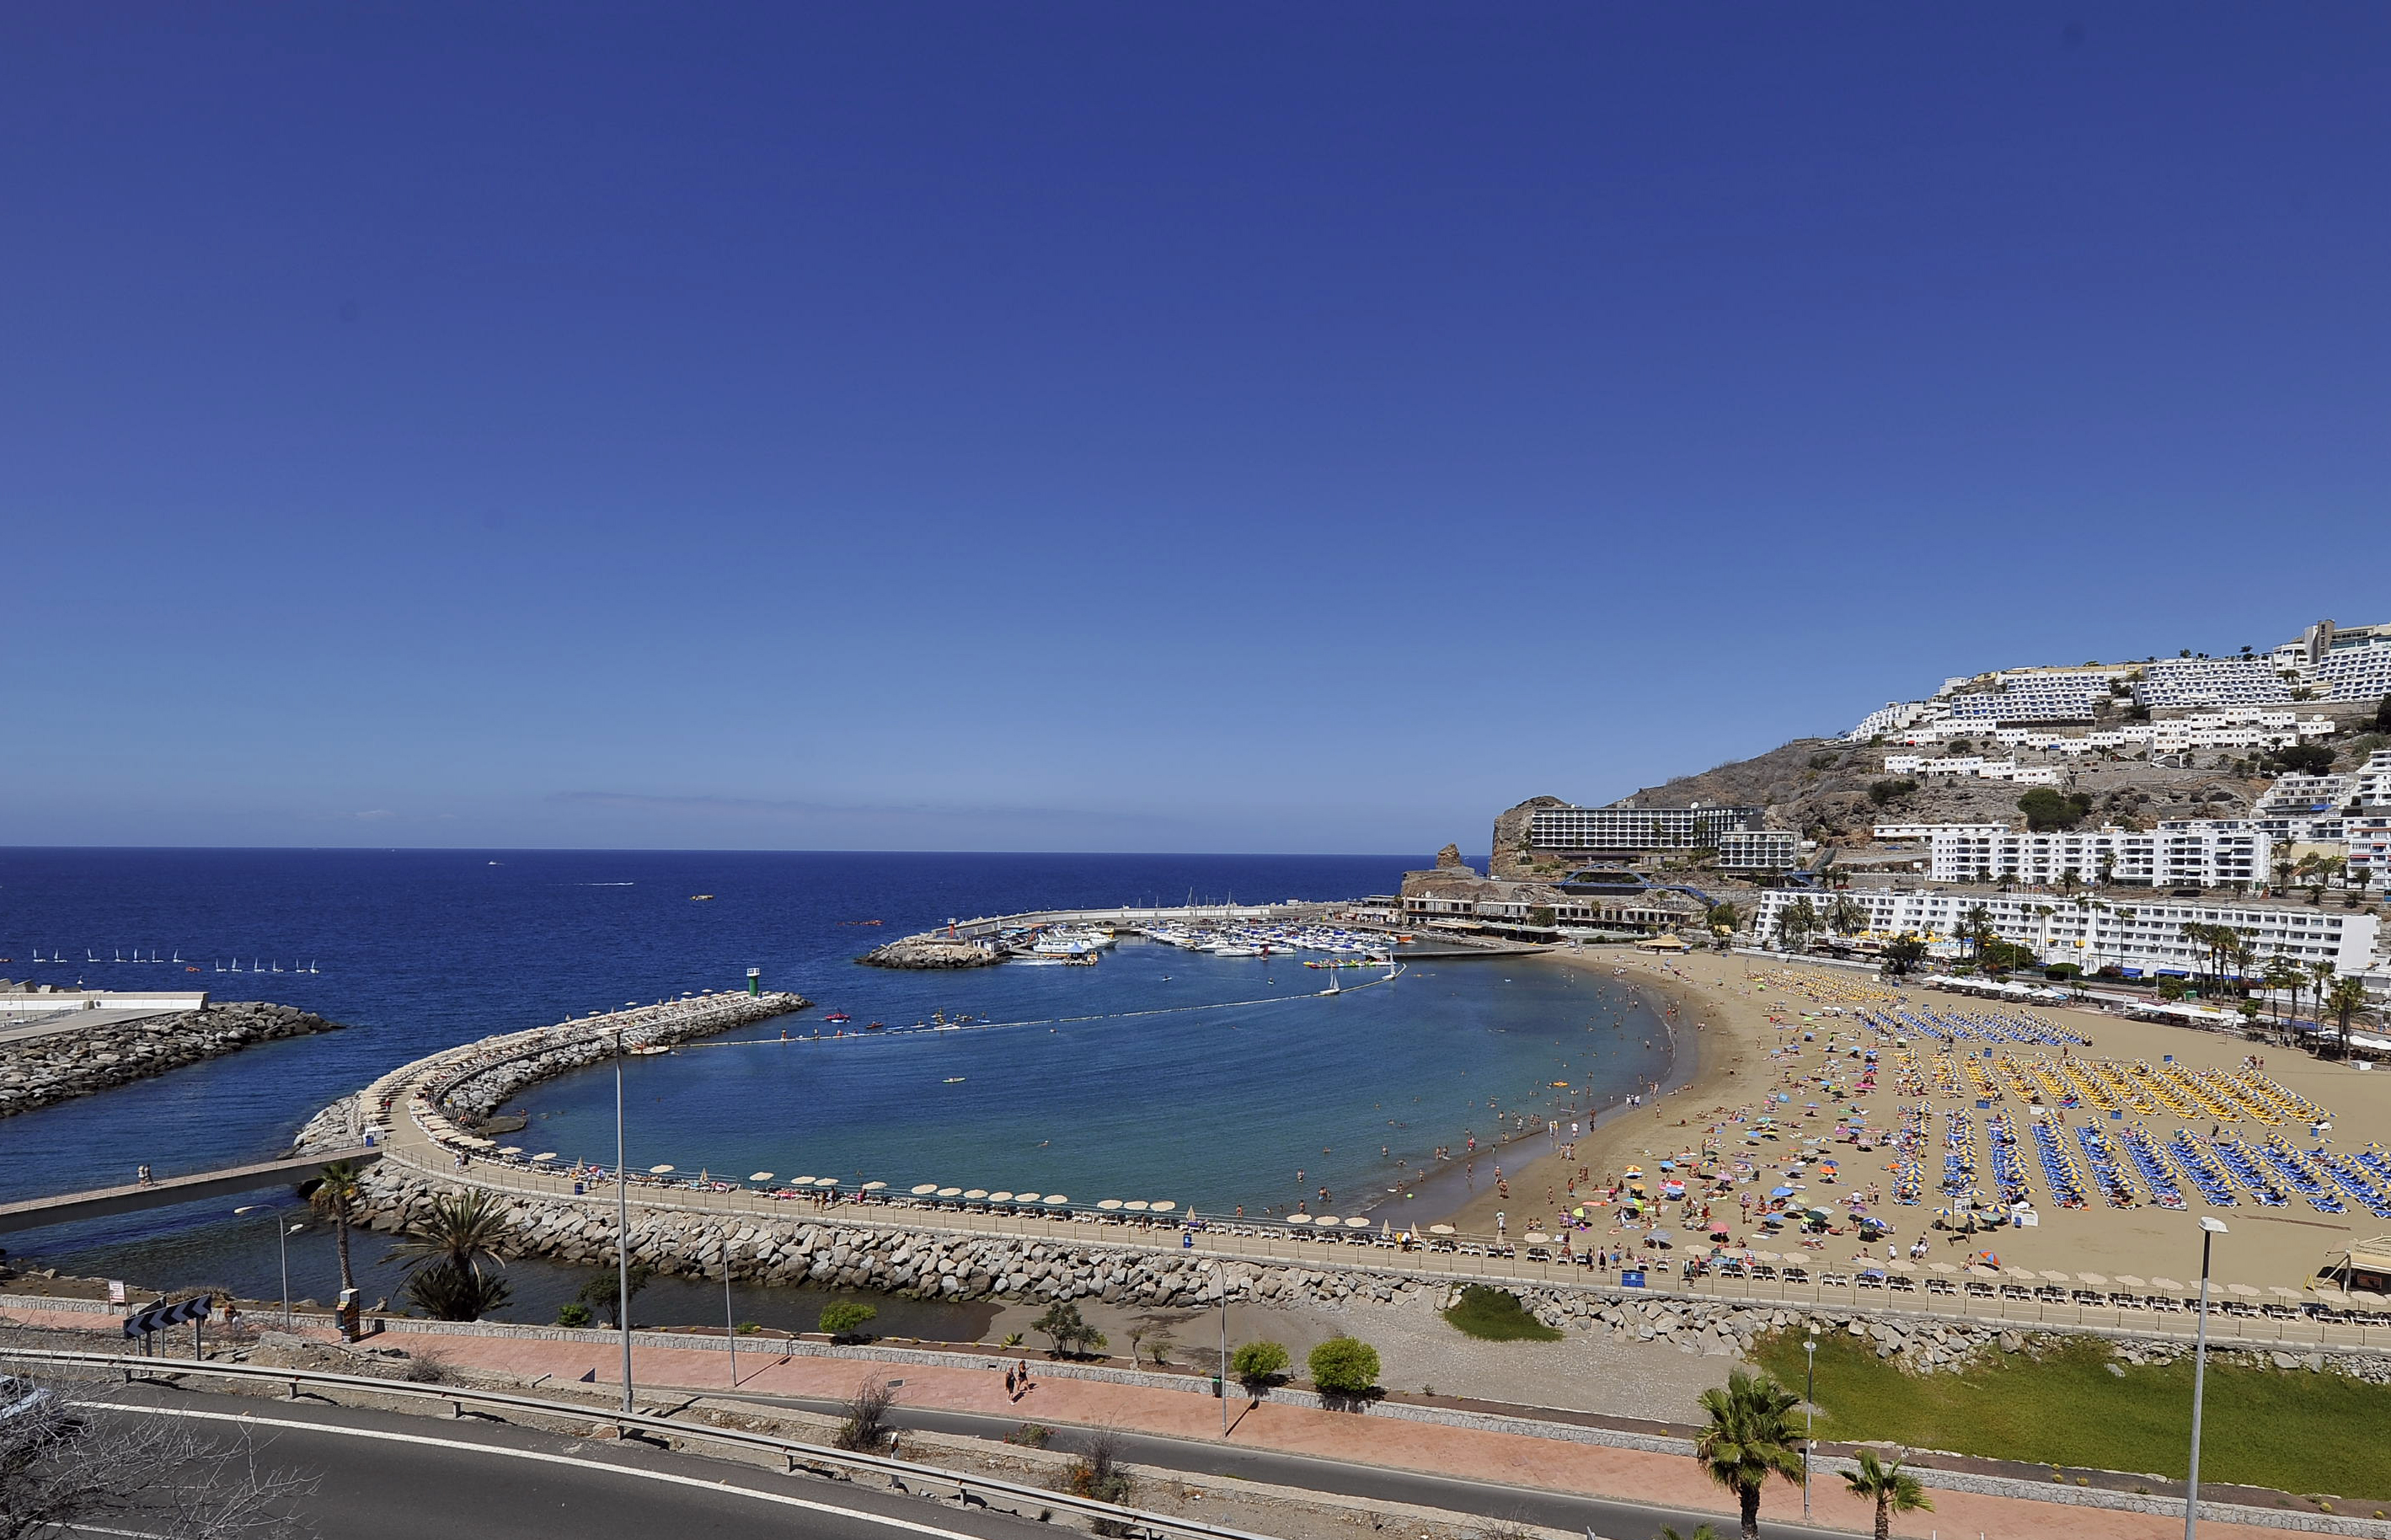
[554,1302,593,1328]
[1231,1339,1291,1387]
[1442,1286,1564,1342]
[1308,1335,1381,1397]
[819,1300,880,1341]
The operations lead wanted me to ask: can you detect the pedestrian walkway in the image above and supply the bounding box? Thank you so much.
[0,1302,2323,1539]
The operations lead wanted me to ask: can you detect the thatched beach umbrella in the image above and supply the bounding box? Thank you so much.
[1286,1214,1314,1226]
[1151,1200,1177,1212]
[1426,1223,1452,1235]
[748,1172,774,1182]
[648,1164,676,1174]
[1096,1200,1122,1211]
[909,1184,939,1195]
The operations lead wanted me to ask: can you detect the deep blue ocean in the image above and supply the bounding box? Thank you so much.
[0,848,1666,1329]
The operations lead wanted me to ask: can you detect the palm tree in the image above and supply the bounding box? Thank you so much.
[2329,976,2371,1056]
[309,1160,366,1297]
[2309,960,2340,1045]
[1693,1368,1805,1540]
[1829,896,1865,940]
[1842,1450,1932,1540]
[386,1190,513,1321]
[2262,955,2302,1035]
[1779,898,1819,952]
[1960,905,1991,964]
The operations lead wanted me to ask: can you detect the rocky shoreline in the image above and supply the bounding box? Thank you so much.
[0,1002,344,1118]
[859,935,1003,969]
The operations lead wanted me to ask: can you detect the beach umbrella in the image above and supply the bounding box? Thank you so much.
[1152,1200,1177,1212]
[1927,1262,1956,1274]
[1124,1200,1150,1212]
[1770,1186,1796,1199]
[2266,1286,2304,1302]
[531,1152,558,1162]
[1427,1223,1454,1235]
[963,1189,989,1200]
[1097,1200,1124,1211]
[1014,1191,1043,1202]
[2001,1267,2035,1282]
[909,1184,939,1195]
[986,1190,1012,1200]
[2351,1290,2389,1311]
[2149,1276,2185,1291]
[2314,1287,2352,1307]
[2037,1270,2070,1284]
[790,1176,816,1185]
[2112,1274,2146,1287]
[1315,1215,1341,1226]
[2077,1272,2107,1286]
[2225,1283,2261,1298]
[1649,1230,1674,1247]
[1969,1265,1999,1278]
[1041,1194,1068,1206]
[649,1164,676,1174]
[748,1172,774,1183]
[1524,1233,1550,1244]
[498,1146,523,1155]
[1886,1259,1916,1273]
[811,1177,841,1190]
[1286,1214,1314,1226]
[936,1186,963,1198]
[861,1181,888,1191]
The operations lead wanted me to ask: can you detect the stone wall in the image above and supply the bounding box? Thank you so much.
[0,1003,342,1118]
[360,1164,1429,1312]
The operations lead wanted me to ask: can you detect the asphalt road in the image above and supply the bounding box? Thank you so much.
[68,1384,1863,1540]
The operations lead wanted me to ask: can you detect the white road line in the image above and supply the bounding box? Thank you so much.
[77,1404,997,1540]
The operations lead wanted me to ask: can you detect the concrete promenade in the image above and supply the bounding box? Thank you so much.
[0,1147,381,1235]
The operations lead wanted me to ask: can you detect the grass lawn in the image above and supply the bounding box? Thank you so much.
[1442,1286,1563,1342]
[1749,1332,2391,1504]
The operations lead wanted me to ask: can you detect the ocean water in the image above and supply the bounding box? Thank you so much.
[0,848,1668,1321]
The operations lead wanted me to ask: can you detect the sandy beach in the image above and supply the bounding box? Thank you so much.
[1431,948,2390,1291]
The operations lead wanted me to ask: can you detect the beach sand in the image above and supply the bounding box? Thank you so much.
[1431,948,2388,1291]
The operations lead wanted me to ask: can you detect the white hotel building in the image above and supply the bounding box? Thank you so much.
[1754,887,2378,978]
[1923,822,2269,890]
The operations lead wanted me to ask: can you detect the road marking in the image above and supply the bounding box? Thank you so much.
[78,1404,1000,1540]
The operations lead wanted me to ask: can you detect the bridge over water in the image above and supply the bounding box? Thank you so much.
[0,1147,379,1235]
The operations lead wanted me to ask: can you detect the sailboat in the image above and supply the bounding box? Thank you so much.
[270,960,284,973]
[171,951,184,964]
[214,960,225,973]
[308,960,319,974]
[230,959,243,973]
[87,950,99,965]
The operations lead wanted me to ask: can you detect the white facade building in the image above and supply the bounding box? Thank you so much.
[2135,657,2295,709]
[1527,803,1763,851]
[1715,829,1800,870]
[1880,755,2062,785]
[1923,822,2269,890]
[1754,887,2377,978]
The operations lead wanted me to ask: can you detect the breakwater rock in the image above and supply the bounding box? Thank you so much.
[859,936,1002,970]
[359,1167,1428,1310]
[0,1003,342,1118]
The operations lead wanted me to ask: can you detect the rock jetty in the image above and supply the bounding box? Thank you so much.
[0,1002,343,1118]
[859,935,1002,969]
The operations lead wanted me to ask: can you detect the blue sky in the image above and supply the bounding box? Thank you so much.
[4,6,2387,853]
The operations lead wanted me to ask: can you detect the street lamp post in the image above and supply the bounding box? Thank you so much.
[612,1025,634,1414]
[1803,1335,1817,1519]
[233,1206,308,1328]
[2186,1216,2228,1539]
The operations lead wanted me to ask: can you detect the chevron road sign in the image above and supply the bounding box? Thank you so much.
[122,1296,211,1339]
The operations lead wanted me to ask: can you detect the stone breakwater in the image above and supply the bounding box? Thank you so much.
[859,935,1002,969]
[297,991,809,1152]
[0,1003,342,1118]
[358,1164,1430,1310]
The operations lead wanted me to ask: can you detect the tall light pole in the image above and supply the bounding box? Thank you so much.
[1802,1335,1818,1519]
[233,1206,307,1328]
[612,1025,634,1414]
[2185,1216,2228,1540]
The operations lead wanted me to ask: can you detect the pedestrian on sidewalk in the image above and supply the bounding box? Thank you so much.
[1005,1365,1018,1400]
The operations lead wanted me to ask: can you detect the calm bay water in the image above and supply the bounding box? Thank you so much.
[0,848,1666,1323]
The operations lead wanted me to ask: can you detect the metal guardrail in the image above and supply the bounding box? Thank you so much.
[0,1346,1279,1540]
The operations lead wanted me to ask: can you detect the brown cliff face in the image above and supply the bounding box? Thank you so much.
[1489,795,1570,879]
